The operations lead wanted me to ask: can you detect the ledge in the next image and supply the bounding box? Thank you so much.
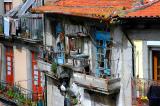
[73,73,120,95]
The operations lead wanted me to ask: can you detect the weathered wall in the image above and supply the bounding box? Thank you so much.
[112,26,132,106]
[127,29,160,79]
[13,46,28,89]
[67,81,117,106]
[47,76,64,106]
[12,0,23,8]
[0,44,6,81]
[0,0,4,15]
[128,29,160,41]
[45,17,54,46]
[26,49,32,91]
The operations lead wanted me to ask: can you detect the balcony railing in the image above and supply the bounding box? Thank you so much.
[38,46,91,73]
[17,17,43,40]
[0,80,44,106]
[132,78,160,106]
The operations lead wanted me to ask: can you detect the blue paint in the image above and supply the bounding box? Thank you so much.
[95,30,111,77]
[56,23,62,34]
[55,23,65,65]
[56,43,65,65]
[95,31,110,41]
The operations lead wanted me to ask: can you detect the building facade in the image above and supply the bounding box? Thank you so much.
[32,0,136,106]
[0,0,44,105]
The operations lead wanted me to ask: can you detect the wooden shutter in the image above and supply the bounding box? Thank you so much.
[32,52,43,100]
[6,46,14,85]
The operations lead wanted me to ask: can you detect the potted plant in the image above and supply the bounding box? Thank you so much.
[7,89,14,99]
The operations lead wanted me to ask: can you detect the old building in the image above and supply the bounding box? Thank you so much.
[32,0,139,106]
[0,0,45,105]
[117,0,160,105]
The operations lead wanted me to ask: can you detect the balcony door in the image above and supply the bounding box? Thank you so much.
[153,51,160,81]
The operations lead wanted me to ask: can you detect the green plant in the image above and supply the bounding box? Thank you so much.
[0,84,5,91]
[7,89,14,98]
[51,62,57,74]
[72,97,78,105]
[0,25,2,34]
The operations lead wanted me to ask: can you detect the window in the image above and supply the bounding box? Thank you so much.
[69,37,83,54]
[4,2,12,13]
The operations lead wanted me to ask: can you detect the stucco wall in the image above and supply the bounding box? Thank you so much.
[112,26,132,106]
[134,40,144,78]
[45,18,54,46]
[0,44,6,81]
[13,46,28,89]
[26,49,32,91]
[128,29,160,41]
[0,0,4,15]
[12,0,23,8]
[127,29,160,79]
[47,77,64,106]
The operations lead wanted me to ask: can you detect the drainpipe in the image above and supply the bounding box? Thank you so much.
[44,73,47,106]
[122,28,135,77]
[42,0,44,5]
[42,0,46,50]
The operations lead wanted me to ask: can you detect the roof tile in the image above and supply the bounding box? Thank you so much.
[32,0,134,19]
[125,0,160,18]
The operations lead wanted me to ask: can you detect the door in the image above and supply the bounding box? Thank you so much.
[6,46,14,85]
[32,52,43,100]
[153,51,160,81]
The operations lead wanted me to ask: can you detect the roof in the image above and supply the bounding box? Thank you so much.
[31,0,134,19]
[123,0,160,18]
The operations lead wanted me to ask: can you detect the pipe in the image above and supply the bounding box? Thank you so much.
[44,73,47,106]
[122,28,135,77]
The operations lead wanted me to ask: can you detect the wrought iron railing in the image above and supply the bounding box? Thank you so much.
[132,78,160,106]
[0,80,44,106]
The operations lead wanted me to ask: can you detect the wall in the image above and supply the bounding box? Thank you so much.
[47,76,64,106]
[112,26,132,106]
[134,40,143,78]
[128,29,160,41]
[0,44,6,81]
[0,0,4,15]
[76,86,116,106]
[45,17,54,46]
[127,29,160,79]
[13,46,28,89]
[12,0,23,8]
[26,49,32,91]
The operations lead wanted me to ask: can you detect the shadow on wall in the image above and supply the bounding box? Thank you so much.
[88,91,117,106]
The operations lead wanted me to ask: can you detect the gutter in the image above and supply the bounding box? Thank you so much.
[122,28,135,77]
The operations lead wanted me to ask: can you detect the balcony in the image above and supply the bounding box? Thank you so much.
[14,17,43,43]
[73,73,120,94]
[2,15,43,43]
[37,46,120,95]
[0,80,43,106]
